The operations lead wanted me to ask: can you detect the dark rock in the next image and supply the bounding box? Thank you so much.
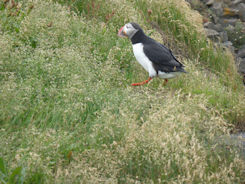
[238,58,245,73]
[204,21,215,28]
[214,23,224,32]
[238,46,245,58]
[238,3,245,22]
[220,31,228,42]
[221,18,238,26]
[211,2,223,17]
[204,22,224,32]
[204,28,219,41]
[210,13,220,24]
[216,133,245,159]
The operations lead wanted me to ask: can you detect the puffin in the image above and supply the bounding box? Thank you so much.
[118,22,186,86]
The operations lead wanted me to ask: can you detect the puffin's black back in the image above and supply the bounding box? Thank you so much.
[129,23,186,73]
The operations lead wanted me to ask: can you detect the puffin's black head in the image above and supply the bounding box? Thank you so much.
[118,22,144,39]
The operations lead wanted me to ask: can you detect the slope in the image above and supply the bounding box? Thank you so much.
[0,0,245,183]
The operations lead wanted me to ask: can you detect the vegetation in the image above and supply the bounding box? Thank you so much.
[226,20,245,49]
[0,0,244,183]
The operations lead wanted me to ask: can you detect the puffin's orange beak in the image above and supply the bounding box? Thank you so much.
[118,26,127,37]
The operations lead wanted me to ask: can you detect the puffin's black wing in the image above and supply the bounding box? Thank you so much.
[143,39,184,73]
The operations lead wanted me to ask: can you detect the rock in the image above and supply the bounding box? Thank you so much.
[223,40,233,46]
[223,41,235,52]
[238,3,245,22]
[206,0,214,6]
[215,133,245,159]
[211,2,223,17]
[187,0,245,84]
[200,0,209,3]
[203,21,216,29]
[221,18,238,26]
[239,44,245,50]
[233,0,242,5]
[220,31,228,42]
[223,8,239,16]
[204,22,224,32]
[188,0,207,11]
[214,23,224,32]
[238,46,245,58]
[204,21,214,28]
[238,58,245,73]
[210,13,220,24]
[204,28,219,41]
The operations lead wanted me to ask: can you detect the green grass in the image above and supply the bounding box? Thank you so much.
[0,0,245,183]
[132,0,245,123]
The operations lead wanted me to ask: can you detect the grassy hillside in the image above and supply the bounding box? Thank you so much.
[0,0,245,183]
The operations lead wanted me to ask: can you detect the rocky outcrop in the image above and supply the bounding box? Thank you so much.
[186,0,245,83]
[216,133,245,160]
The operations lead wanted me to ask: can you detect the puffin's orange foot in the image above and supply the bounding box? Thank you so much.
[131,77,152,86]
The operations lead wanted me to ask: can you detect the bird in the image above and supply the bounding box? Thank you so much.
[118,22,187,86]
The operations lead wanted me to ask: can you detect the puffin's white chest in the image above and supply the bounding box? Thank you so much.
[132,43,156,77]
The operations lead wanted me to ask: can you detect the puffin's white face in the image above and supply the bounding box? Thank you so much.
[118,23,138,39]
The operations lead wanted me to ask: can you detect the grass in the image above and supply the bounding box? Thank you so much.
[0,0,245,183]
[132,0,245,123]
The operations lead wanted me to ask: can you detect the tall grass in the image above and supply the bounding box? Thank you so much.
[133,0,232,73]
[0,0,245,183]
[131,0,245,123]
